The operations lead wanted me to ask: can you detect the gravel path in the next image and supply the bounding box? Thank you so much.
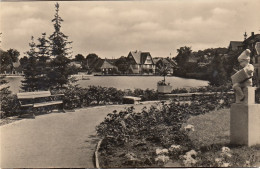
[0,103,154,168]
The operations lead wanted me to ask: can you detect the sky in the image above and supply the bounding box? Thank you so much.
[0,0,260,59]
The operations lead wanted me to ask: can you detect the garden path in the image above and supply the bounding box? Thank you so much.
[0,103,153,168]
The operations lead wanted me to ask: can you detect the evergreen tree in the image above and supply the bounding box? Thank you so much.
[21,36,38,91]
[208,52,228,86]
[36,33,51,90]
[37,33,50,62]
[48,2,72,88]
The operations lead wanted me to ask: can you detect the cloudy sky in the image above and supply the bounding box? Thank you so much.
[0,0,260,59]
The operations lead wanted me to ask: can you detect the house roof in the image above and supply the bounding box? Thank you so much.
[129,51,142,64]
[153,57,161,64]
[101,59,117,69]
[229,41,243,51]
[243,34,260,44]
[128,51,154,64]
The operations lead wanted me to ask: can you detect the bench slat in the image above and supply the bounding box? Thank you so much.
[33,101,63,108]
[21,104,34,107]
[123,96,141,101]
[17,91,51,99]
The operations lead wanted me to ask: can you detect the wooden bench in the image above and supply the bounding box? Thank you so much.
[122,96,141,104]
[17,91,64,117]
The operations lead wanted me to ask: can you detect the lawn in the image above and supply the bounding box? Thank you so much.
[98,105,260,167]
[183,108,260,167]
[185,108,230,147]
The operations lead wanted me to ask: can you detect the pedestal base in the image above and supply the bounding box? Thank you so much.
[230,103,260,146]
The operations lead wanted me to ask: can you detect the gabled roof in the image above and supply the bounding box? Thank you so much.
[128,51,154,64]
[101,59,117,69]
[229,41,243,51]
[129,51,142,64]
[243,34,260,44]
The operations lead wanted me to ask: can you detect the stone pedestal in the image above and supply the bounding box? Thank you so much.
[235,87,257,104]
[157,85,172,94]
[230,104,260,146]
[230,87,260,146]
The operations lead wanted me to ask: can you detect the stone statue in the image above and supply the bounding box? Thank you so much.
[255,42,260,55]
[231,49,254,102]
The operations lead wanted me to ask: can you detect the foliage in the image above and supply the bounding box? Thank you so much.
[158,62,171,84]
[0,48,20,73]
[48,54,71,89]
[171,88,189,94]
[21,36,39,91]
[74,54,85,63]
[0,71,19,118]
[0,94,20,118]
[49,3,72,58]
[115,56,130,74]
[96,102,192,147]
[37,32,50,62]
[174,46,192,67]
[208,52,228,86]
[48,2,72,89]
[36,33,51,90]
[96,92,256,167]
[157,80,170,86]
[51,85,125,109]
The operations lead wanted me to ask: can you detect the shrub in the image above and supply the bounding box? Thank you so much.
[0,94,20,118]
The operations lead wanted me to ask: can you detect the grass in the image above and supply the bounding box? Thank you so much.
[184,108,260,167]
[99,107,260,167]
[185,108,230,147]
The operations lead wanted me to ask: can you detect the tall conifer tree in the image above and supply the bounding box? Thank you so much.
[21,36,38,91]
[48,3,72,88]
[36,32,51,90]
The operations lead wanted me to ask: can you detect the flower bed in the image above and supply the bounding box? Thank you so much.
[96,94,259,167]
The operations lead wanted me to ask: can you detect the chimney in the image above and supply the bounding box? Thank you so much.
[251,32,254,37]
[244,32,247,40]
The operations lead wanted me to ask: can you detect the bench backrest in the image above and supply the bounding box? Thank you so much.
[17,91,52,99]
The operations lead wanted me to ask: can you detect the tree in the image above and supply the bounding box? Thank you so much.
[174,46,192,67]
[7,49,19,73]
[74,54,85,63]
[37,32,50,62]
[115,56,130,74]
[86,53,98,61]
[36,33,51,90]
[49,3,72,58]
[0,49,19,73]
[48,2,73,89]
[83,53,99,72]
[208,52,228,86]
[21,36,39,91]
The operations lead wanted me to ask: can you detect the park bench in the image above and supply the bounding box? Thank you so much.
[17,91,64,117]
[122,96,141,104]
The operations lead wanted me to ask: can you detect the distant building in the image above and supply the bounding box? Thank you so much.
[228,41,243,51]
[100,59,118,75]
[127,50,156,74]
[154,57,177,75]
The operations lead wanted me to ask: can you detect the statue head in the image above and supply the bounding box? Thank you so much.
[238,49,251,67]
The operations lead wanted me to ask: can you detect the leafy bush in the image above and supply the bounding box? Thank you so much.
[96,102,193,147]
[0,94,20,118]
[128,88,159,101]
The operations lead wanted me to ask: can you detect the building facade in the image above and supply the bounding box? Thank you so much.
[127,50,156,74]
